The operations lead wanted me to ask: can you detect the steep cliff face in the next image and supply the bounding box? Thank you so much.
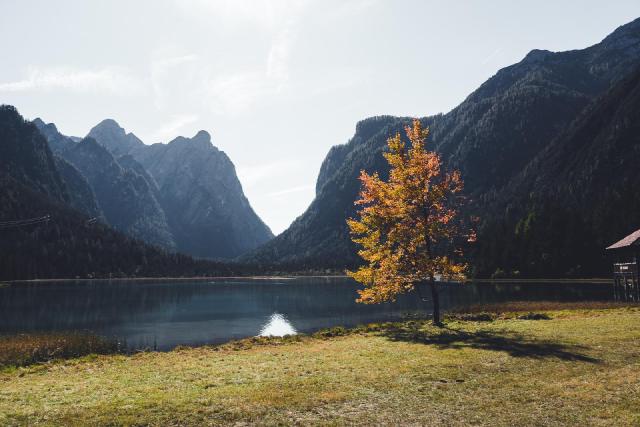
[52,156,103,219]
[243,17,640,271]
[62,138,176,250]
[87,122,273,259]
[131,131,273,258]
[32,118,75,154]
[33,118,102,218]
[35,118,175,250]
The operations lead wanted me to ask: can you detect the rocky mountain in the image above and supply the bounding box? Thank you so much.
[244,17,640,274]
[32,118,75,154]
[0,105,232,280]
[87,120,273,259]
[52,156,103,219]
[35,119,175,250]
[32,118,103,219]
[62,138,176,250]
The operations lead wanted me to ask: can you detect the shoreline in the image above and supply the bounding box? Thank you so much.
[3,275,346,284]
[4,276,612,284]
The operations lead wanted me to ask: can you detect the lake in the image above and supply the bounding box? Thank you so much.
[0,277,613,350]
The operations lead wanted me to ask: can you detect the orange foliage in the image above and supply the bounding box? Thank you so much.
[347,119,470,303]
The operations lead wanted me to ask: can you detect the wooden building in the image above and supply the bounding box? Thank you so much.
[606,229,640,301]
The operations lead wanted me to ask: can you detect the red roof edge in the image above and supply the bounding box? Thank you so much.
[606,228,640,250]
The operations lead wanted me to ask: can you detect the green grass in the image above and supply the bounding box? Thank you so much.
[1,303,639,426]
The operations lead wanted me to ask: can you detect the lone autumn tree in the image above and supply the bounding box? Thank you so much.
[347,119,473,325]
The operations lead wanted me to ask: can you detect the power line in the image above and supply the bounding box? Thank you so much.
[0,215,50,229]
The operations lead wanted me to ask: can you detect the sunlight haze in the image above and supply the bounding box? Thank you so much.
[1,0,638,234]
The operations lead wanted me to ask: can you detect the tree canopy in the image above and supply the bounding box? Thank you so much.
[347,119,472,323]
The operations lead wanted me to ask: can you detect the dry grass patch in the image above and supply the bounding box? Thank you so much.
[0,332,120,369]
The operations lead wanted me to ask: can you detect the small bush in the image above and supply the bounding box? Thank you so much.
[517,312,551,320]
[313,326,349,338]
[448,312,496,322]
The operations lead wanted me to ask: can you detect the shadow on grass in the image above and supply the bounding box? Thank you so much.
[379,323,600,363]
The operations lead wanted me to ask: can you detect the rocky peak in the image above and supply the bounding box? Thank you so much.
[33,117,76,155]
[186,130,217,151]
[522,49,553,64]
[33,117,59,136]
[94,118,124,133]
[87,119,144,156]
[193,130,211,143]
[164,130,219,155]
[32,117,48,128]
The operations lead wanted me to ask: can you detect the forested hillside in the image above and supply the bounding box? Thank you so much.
[474,66,640,277]
[0,106,231,280]
[244,18,640,276]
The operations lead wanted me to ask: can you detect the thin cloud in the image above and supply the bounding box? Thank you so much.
[174,0,305,30]
[266,24,293,85]
[148,114,200,143]
[237,160,303,188]
[207,72,268,115]
[175,0,308,115]
[150,53,199,110]
[0,66,141,95]
[265,184,314,198]
[481,48,503,65]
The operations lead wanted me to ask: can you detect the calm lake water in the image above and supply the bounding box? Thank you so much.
[0,277,612,350]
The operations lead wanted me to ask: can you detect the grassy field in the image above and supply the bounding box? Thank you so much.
[1,303,639,426]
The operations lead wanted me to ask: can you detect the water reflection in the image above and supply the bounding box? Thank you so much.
[0,277,612,350]
[259,313,297,337]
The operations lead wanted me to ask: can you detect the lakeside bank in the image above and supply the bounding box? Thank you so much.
[1,302,639,425]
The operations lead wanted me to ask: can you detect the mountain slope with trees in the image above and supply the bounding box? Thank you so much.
[244,17,640,275]
[0,107,68,203]
[474,66,640,277]
[0,105,231,280]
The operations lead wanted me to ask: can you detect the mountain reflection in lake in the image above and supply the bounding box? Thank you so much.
[0,277,612,350]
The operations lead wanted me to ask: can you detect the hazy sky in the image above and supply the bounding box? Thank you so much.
[1,1,638,234]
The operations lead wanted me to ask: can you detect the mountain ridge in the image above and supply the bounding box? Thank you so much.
[244,17,640,273]
[86,121,274,259]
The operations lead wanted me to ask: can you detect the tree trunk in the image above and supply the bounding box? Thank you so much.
[429,276,442,326]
